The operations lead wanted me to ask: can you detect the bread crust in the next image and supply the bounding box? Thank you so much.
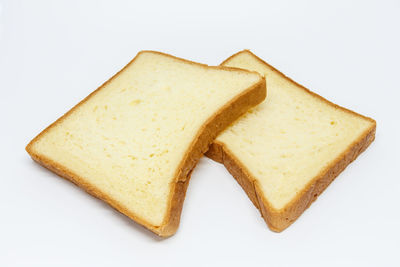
[26,50,266,237]
[206,50,376,232]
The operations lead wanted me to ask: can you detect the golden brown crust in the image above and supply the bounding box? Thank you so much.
[26,50,266,237]
[206,50,376,232]
[160,78,266,236]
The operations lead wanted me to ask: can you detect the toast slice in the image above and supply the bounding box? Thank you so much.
[26,51,266,237]
[206,50,376,232]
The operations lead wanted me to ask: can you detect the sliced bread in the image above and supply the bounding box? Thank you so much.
[26,51,266,236]
[206,50,376,232]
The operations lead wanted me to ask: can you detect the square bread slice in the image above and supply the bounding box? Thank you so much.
[26,51,266,237]
[206,50,376,232]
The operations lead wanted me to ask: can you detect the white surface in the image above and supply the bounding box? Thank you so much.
[0,0,399,266]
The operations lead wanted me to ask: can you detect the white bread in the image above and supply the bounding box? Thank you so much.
[26,51,266,237]
[207,50,376,232]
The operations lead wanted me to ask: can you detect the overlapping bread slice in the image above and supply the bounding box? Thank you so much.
[26,51,266,236]
[207,50,376,232]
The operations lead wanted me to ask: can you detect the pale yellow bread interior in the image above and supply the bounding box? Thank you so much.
[27,51,263,233]
[217,51,375,211]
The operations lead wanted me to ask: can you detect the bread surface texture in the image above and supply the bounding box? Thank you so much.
[207,50,376,232]
[26,51,266,237]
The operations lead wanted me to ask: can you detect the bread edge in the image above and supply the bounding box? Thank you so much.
[26,50,266,237]
[206,50,376,232]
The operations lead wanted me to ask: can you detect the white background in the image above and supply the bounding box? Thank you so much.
[1,0,399,266]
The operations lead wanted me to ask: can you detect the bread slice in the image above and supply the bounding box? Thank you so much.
[206,50,376,232]
[26,51,266,237]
